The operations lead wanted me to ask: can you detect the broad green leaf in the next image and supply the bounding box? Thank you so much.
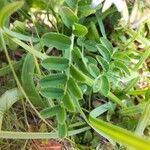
[59,6,78,28]
[89,116,150,150]
[68,77,83,99]
[99,75,110,96]
[40,106,60,119]
[0,88,23,129]
[57,106,66,124]
[40,87,64,99]
[96,55,109,71]
[100,37,113,54]
[62,92,76,112]
[39,74,67,88]
[58,123,67,138]
[41,57,69,71]
[73,23,88,36]
[22,53,46,107]
[96,44,111,62]
[0,1,24,27]
[113,60,130,75]
[42,32,71,50]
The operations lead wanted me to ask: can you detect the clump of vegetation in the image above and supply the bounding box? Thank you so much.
[0,0,150,149]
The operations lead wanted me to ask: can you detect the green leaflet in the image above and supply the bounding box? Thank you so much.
[40,87,64,99]
[99,75,110,96]
[73,23,88,36]
[89,116,150,150]
[100,37,113,54]
[70,65,93,86]
[70,65,87,82]
[42,32,71,50]
[112,60,130,75]
[86,56,97,65]
[62,92,76,112]
[39,74,67,88]
[84,40,97,52]
[40,106,60,119]
[21,53,45,107]
[96,44,111,62]
[41,57,69,71]
[67,77,83,99]
[57,106,66,124]
[0,1,24,27]
[88,64,100,78]
[96,55,109,71]
[58,123,67,138]
[59,6,78,28]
